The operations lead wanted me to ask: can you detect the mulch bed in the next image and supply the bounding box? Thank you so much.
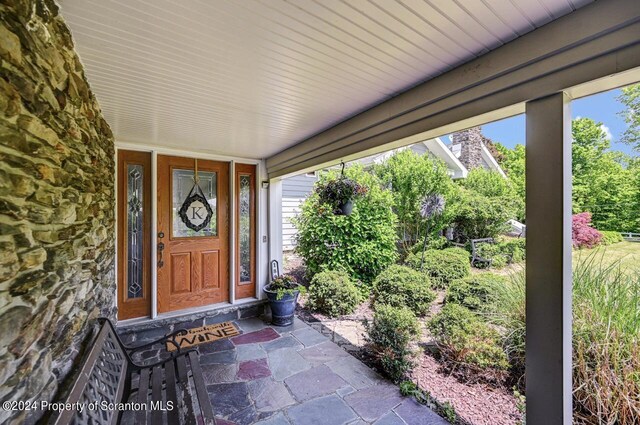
[411,354,521,425]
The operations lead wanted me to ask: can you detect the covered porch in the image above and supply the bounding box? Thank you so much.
[1,0,639,424]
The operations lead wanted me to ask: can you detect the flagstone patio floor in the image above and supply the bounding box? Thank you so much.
[119,315,448,425]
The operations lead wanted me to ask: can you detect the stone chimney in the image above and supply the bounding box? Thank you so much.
[450,126,484,170]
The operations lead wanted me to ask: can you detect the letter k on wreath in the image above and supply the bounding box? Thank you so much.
[179,174,213,232]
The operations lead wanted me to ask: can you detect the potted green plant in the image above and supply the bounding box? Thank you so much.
[315,177,367,216]
[263,275,305,326]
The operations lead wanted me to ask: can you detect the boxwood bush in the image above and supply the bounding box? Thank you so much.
[445,273,506,311]
[293,166,398,285]
[365,304,421,382]
[475,237,526,269]
[405,247,470,288]
[306,269,362,318]
[372,265,436,316]
[428,303,509,383]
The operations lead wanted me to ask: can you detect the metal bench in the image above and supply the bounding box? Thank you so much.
[470,238,495,268]
[54,318,215,425]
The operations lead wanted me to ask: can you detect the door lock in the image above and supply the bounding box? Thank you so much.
[158,231,165,238]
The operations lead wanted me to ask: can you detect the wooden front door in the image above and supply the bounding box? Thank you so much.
[157,155,229,313]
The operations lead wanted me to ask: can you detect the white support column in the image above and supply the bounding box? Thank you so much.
[268,179,283,280]
[256,162,267,299]
[151,150,158,319]
[525,92,573,425]
[229,161,236,304]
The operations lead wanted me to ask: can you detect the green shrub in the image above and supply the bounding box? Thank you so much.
[365,305,421,382]
[461,168,524,220]
[475,243,509,268]
[399,380,419,397]
[599,230,623,245]
[448,187,520,241]
[372,265,436,316]
[499,238,526,262]
[428,304,509,383]
[374,150,455,252]
[405,247,470,288]
[474,237,526,269]
[306,270,362,318]
[408,236,450,255]
[445,273,506,311]
[293,166,398,284]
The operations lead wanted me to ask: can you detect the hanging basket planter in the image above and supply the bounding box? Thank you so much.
[315,164,367,216]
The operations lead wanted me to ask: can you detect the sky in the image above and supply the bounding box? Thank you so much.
[444,88,637,157]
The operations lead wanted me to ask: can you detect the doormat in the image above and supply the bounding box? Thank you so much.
[167,321,240,351]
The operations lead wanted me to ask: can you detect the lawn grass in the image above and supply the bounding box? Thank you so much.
[573,241,640,271]
[482,241,640,276]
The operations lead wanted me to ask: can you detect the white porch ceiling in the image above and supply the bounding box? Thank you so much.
[59,0,593,159]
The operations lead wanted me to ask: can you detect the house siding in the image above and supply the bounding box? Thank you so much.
[282,173,317,251]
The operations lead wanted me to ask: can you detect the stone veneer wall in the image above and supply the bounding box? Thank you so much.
[0,1,116,423]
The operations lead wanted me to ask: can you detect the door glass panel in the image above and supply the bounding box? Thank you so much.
[173,169,217,237]
[239,175,251,282]
[127,164,144,299]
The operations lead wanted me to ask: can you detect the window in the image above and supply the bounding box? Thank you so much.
[235,164,256,299]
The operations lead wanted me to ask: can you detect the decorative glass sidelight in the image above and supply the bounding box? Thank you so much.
[173,169,218,237]
[127,165,144,299]
[239,175,251,282]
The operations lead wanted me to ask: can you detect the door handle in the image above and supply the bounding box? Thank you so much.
[158,242,165,268]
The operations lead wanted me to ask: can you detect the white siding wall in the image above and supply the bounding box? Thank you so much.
[282,173,318,251]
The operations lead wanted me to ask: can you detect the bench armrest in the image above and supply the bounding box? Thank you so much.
[131,348,199,371]
[124,328,189,353]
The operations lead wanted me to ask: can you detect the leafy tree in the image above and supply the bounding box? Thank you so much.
[494,142,526,203]
[494,118,639,232]
[293,165,397,284]
[572,118,638,231]
[374,150,455,251]
[618,84,640,151]
[629,158,640,231]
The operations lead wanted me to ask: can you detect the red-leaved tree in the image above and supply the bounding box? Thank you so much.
[572,212,603,248]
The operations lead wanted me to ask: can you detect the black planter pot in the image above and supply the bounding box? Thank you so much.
[263,285,300,326]
[336,199,354,216]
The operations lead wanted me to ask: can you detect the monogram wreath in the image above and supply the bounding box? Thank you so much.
[178,183,214,232]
